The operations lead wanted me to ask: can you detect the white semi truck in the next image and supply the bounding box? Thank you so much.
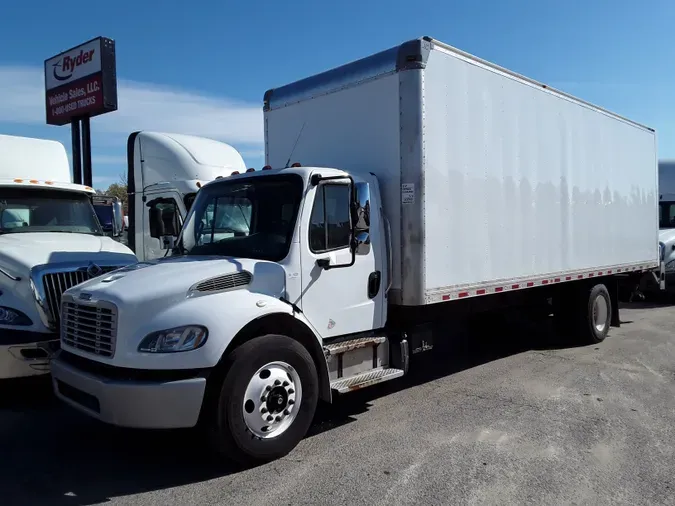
[124,131,246,261]
[0,134,137,379]
[51,37,659,465]
[91,131,247,257]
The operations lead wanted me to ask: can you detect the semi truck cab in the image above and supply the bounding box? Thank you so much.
[0,134,137,379]
[125,131,247,261]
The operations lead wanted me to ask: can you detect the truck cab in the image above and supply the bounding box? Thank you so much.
[0,134,137,379]
[125,131,246,261]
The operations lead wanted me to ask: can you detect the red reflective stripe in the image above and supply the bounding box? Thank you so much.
[476,289,486,295]
[458,292,469,298]
[554,278,560,282]
[443,295,451,301]
[512,284,520,289]
[495,287,504,292]
[527,282,534,287]
[541,280,549,285]
[566,276,572,281]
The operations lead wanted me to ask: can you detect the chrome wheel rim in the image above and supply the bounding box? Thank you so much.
[593,295,608,333]
[242,361,302,439]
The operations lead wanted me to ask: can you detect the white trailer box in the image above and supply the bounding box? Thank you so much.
[264,37,659,306]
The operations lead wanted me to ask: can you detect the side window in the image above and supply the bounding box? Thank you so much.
[148,198,180,238]
[309,184,351,253]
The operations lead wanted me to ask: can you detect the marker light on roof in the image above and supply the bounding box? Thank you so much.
[231,171,240,176]
[196,181,202,188]
[45,181,53,185]
[246,168,255,173]
[262,165,272,170]
[13,178,23,183]
[30,179,38,184]
[291,162,301,167]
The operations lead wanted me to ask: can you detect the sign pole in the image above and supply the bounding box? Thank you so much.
[82,116,93,188]
[71,118,82,185]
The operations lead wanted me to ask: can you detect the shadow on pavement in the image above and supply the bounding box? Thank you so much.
[0,304,646,505]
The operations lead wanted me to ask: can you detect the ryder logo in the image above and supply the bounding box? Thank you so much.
[52,49,96,81]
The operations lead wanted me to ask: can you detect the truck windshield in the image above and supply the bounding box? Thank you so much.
[0,188,103,235]
[659,201,675,229]
[180,174,303,261]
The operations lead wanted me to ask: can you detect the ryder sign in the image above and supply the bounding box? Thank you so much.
[44,37,118,126]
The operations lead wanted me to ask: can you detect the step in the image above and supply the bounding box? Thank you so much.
[330,367,405,394]
[324,336,386,356]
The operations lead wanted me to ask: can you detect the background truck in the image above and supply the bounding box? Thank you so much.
[124,131,247,261]
[92,194,126,243]
[0,134,137,379]
[656,160,675,290]
[50,36,659,465]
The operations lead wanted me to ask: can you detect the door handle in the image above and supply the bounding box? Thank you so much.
[368,271,381,299]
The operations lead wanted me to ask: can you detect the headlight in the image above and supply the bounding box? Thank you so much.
[138,325,208,353]
[0,307,32,326]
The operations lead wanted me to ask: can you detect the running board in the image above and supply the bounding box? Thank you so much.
[330,367,405,394]
[324,336,386,356]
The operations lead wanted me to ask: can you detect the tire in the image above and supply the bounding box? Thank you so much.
[578,283,612,344]
[209,334,319,466]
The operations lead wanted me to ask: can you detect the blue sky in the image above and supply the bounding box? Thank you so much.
[1,0,673,190]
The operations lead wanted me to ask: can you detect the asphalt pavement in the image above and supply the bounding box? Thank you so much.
[1,301,674,506]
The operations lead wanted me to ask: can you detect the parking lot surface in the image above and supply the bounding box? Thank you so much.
[1,302,674,506]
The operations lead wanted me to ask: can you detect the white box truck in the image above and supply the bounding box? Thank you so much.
[0,134,137,379]
[50,36,659,465]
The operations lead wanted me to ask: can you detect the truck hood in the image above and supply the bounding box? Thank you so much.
[65,255,286,307]
[0,232,136,278]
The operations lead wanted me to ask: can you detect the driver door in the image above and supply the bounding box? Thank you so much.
[298,179,383,338]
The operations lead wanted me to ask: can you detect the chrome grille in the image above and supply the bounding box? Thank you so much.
[61,299,118,357]
[193,271,252,292]
[43,266,119,328]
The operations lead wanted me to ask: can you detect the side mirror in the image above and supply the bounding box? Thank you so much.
[352,182,371,255]
[111,201,124,237]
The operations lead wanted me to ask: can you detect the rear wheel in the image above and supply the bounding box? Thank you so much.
[210,334,319,465]
[579,283,612,344]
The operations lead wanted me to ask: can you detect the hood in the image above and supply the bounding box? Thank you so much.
[65,255,286,307]
[0,232,136,278]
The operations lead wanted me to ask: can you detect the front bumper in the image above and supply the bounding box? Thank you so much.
[51,352,208,429]
[0,330,59,379]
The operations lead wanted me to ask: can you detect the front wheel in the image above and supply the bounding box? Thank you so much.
[210,334,319,465]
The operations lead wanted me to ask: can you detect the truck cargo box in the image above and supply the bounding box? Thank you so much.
[264,36,659,306]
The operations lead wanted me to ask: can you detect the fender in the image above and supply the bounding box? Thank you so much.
[218,305,332,403]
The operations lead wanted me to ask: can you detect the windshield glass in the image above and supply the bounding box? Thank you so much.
[180,174,303,261]
[0,188,102,235]
[660,201,675,229]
